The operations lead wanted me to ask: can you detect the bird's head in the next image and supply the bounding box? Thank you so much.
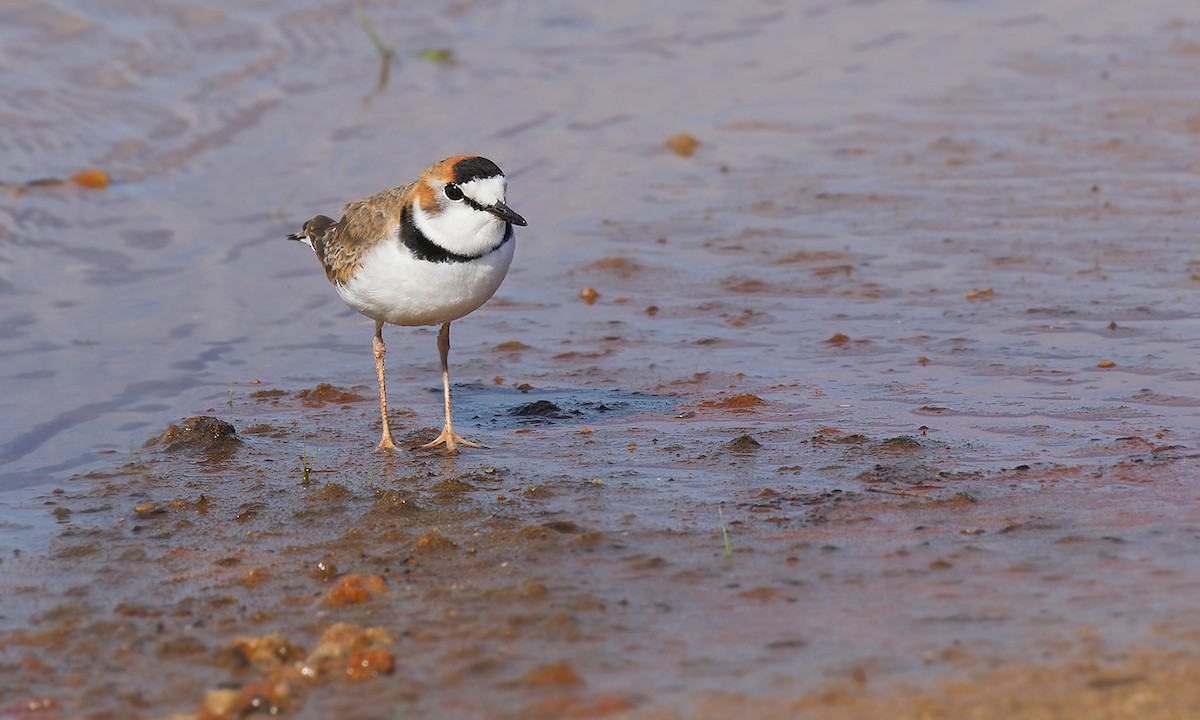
[412,156,526,254]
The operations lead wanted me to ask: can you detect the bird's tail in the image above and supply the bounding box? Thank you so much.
[288,214,337,251]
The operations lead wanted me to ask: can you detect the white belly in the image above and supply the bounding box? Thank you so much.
[336,239,515,326]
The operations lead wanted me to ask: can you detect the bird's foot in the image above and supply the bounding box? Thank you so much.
[377,431,397,452]
[421,425,484,454]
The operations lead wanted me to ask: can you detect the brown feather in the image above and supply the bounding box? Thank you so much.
[321,182,415,284]
[295,155,491,285]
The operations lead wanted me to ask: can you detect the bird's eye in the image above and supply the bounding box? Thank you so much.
[444,183,464,201]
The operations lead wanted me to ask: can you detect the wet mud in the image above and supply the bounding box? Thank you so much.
[4,0,1200,718]
[5,393,1198,719]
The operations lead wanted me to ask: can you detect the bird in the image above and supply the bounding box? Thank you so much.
[288,155,526,453]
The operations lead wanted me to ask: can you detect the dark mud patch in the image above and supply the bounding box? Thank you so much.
[461,386,678,429]
[507,399,572,420]
[727,433,763,453]
[698,393,768,412]
[143,416,241,460]
[295,383,368,406]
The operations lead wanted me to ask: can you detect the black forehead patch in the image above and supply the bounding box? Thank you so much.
[452,156,504,184]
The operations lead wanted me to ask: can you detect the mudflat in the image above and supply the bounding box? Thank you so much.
[2,1,1200,718]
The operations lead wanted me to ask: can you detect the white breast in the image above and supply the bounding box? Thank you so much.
[336,238,515,327]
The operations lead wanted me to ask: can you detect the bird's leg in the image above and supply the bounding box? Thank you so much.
[373,319,397,451]
[422,322,483,453]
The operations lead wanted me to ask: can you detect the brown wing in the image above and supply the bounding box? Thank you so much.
[322,182,415,285]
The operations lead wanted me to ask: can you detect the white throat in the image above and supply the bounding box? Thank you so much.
[412,175,508,257]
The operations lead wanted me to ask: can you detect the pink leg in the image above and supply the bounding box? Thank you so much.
[373,319,396,451]
[421,322,483,453]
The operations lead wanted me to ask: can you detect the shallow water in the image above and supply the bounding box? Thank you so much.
[3,0,1196,489]
[3,0,1200,717]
